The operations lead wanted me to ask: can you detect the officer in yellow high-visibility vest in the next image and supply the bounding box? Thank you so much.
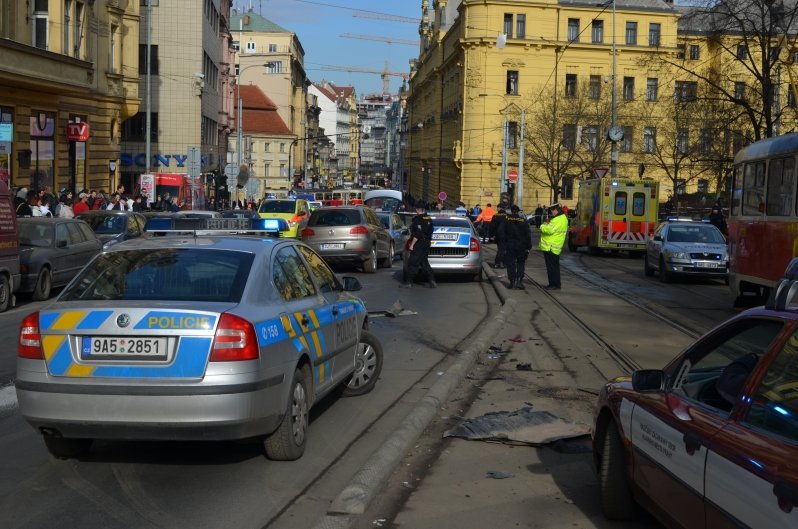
[539,203,568,290]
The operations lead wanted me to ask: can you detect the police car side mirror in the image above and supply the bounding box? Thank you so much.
[342,276,362,292]
[632,369,666,392]
[653,235,663,242]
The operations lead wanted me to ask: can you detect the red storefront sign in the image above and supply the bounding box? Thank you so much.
[66,121,89,141]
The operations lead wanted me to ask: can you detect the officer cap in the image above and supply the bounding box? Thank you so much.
[547,203,561,212]
[510,204,520,213]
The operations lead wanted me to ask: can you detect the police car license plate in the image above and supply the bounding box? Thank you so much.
[81,337,168,359]
[320,243,344,250]
[432,233,458,240]
[695,262,717,269]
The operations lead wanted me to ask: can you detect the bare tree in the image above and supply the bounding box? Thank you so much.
[648,0,798,140]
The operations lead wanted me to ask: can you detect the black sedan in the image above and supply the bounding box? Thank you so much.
[18,218,102,300]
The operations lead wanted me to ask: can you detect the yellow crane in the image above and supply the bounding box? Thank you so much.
[340,33,419,47]
[317,63,409,94]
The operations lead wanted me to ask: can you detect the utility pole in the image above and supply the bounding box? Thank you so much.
[233,17,242,204]
[500,119,508,194]
[517,109,525,209]
[610,0,619,178]
[145,0,152,174]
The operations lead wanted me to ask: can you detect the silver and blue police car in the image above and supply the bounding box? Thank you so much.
[15,224,383,460]
[402,214,483,282]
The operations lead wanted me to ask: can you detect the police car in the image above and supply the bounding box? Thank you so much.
[15,221,383,460]
[401,214,483,282]
[592,260,798,527]
[644,218,728,284]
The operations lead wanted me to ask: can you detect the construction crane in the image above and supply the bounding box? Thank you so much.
[341,33,419,47]
[317,63,409,94]
[352,12,419,24]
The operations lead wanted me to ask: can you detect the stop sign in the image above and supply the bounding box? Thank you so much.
[507,169,518,182]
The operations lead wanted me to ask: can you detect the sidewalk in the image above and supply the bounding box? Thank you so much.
[354,244,658,529]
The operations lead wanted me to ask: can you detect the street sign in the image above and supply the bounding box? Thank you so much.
[438,191,447,201]
[507,169,518,182]
[187,147,201,178]
[592,166,609,178]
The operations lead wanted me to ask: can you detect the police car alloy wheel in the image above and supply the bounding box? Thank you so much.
[264,366,311,461]
[341,330,383,397]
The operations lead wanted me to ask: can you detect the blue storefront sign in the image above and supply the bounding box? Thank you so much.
[120,152,213,168]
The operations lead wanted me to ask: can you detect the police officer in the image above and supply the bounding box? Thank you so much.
[500,204,532,289]
[490,206,508,268]
[401,204,436,288]
[539,203,568,290]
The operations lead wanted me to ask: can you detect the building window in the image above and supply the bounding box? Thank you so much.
[643,126,657,153]
[506,70,519,95]
[264,142,270,152]
[280,143,286,153]
[563,124,577,150]
[677,128,689,154]
[280,163,286,177]
[508,121,518,149]
[561,176,574,200]
[625,22,637,45]
[267,61,283,73]
[109,24,119,73]
[697,179,709,194]
[734,81,746,101]
[246,41,256,52]
[73,1,84,58]
[736,43,748,60]
[583,125,599,152]
[690,44,700,60]
[646,77,658,101]
[503,13,513,37]
[32,0,49,50]
[268,43,277,52]
[568,19,579,42]
[29,111,56,191]
[592,20,603,43]
[698,129,711,154]
[621,126,633,152]
[674,80,698,102]
[623,77,635,100]
[732,130,747,153]
[0,107,13,186]
[440,6,446,26]
[788,87,796,107]
[565,74,577,98]
[264,163,270,177]
[138,44,159,75]
[589,75,601,99]
[516,14,526,38]
[649,23,660,47]
[64,0,72,55]
[676,44,685,59]
[121,112,158,142]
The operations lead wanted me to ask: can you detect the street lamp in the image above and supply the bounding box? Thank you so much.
[234,62,270,201]
[608,0,621,178]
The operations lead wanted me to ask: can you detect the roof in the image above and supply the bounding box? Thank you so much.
[313,83,338,103]
[559,0,675,11]
[677,1,798,34]
[229,12,290,34]
[234,85,294,136]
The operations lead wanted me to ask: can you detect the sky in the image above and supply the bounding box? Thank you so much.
[232,0,423,96]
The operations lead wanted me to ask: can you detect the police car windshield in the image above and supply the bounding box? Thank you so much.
[258,200,296,214]
[60,249,254,302]
[667,225,726,244]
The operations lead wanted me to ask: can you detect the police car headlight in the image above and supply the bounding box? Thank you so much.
[667,251,689,260]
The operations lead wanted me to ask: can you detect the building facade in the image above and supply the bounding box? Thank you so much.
[0,0,140,193]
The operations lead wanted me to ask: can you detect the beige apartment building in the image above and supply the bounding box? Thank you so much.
[0,0,140,193]
[230,11,309,184]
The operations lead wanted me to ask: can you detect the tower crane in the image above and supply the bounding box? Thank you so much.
[340,33,419,47]
[352,12,419,24]
[317,63,409,94]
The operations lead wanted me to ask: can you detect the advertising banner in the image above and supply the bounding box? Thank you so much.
[140,174,155,204]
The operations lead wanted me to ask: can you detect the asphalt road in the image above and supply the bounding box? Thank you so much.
[0,260,493,529]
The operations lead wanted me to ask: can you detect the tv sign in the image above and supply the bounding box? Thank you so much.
[66,121,89,142]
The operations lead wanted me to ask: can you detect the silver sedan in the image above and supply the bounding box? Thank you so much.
[644,220,729,283]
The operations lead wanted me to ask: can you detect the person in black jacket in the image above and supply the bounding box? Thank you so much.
[400,205,436,288]
[490,206,508,268]
[500,204,532,289]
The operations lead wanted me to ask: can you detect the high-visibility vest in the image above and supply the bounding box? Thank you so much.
[539,213,568,255]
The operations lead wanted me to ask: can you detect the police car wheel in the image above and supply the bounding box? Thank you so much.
[32,267,52,301]
[659,257,671,283]
[599,422,636,520]
[341,331,383,397]
[264,366,310,461]
[0,274,10,312]
[643,254,655,276]
[43,436,93,460]
[363,247,377,273]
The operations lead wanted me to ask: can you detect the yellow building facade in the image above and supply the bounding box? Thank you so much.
[406,0,789,211]
[0,0,140,193]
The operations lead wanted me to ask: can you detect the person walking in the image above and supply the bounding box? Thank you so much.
[474,203,496,242]
[400,204,436,289]
[500,205,532,289]
[709,206,727,236]
[539,203,568,290]
[490,206,508,268]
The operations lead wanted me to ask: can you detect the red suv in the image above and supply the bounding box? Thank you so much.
[593,258,798,528]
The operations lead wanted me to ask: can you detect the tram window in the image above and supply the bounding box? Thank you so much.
[632,192,646,216]
[766,157,795,216]
[614,191,628,216]
[742,161,765,215]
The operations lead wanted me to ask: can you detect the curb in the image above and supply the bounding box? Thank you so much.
[310,268,514,529]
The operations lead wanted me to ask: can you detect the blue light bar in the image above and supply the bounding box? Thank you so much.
[252,218,288,231]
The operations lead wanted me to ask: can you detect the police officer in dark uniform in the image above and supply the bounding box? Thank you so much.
[500,204,532,289]
[490,206,508,268]
[401,204,436,288]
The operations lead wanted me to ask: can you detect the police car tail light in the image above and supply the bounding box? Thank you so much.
[18,312,43,359]
[210,313,259,362]
[470,237,480,252]
[301,228,315,237]
[349,225,369,235]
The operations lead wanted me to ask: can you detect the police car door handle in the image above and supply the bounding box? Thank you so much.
[300,314,310,326]
[332,306,339,316]
[682,432,702,454]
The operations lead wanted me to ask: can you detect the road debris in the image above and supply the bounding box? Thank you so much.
[485,470,514,479]
[443,407,590,446]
